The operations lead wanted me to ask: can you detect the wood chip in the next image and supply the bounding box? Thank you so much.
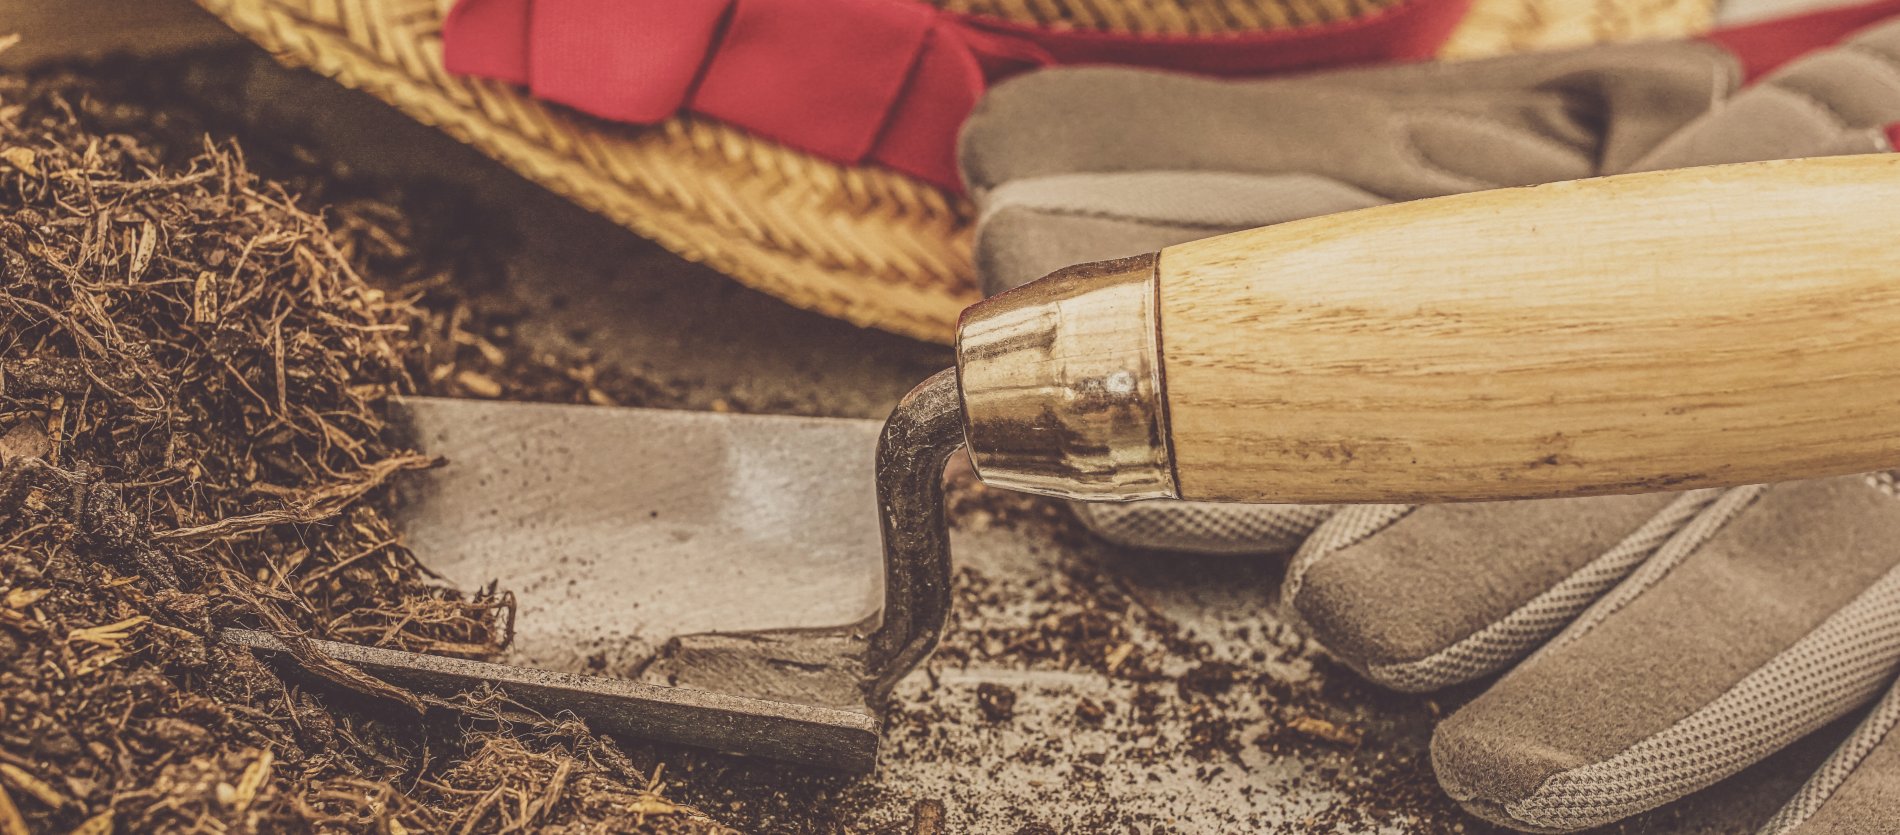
[1285,715,1363,746]
[191,271,219,323]
[0,418,49,462]
[65,616,148,648]
[228,749,272,813]
[44,395,62,466]
[129,220,157,280]
[0,147,36,177]
[0,763,64,809]
[453,369,503,398]
[67,811,113,835]
[0,781,26,835]
[2,588,47,610]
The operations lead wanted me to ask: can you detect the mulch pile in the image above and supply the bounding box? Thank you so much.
[0,64,729,833]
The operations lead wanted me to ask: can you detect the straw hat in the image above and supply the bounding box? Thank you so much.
[192,0,1715,343]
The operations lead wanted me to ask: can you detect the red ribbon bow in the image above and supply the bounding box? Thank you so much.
[442,0,1471,190]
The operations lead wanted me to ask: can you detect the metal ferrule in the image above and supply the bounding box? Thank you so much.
[954,253,1177,501]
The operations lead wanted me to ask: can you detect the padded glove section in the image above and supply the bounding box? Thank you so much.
[1431,477,1900,831]
[1633,21,1900,168]
[1284,491,1686,689]
[960,42,1737,200]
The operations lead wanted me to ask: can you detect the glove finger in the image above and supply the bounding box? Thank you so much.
[1630,18,1900,171]
[1757,675,1900,835]
[959,41,1734,201]
[1431,476,1900,832]
[1283,490,1713,692]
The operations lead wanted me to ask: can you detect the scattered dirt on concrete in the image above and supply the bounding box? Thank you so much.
[535,479,1503,833]
[910,481,1488,833]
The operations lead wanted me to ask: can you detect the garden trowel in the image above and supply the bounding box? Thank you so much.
[229,155,1900,771]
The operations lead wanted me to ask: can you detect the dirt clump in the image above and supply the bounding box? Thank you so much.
[974,682,1016,723]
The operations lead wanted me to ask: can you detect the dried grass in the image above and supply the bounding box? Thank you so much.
[0,67,727,833]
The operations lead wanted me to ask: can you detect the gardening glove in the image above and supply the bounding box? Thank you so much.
[960,19,1900,834]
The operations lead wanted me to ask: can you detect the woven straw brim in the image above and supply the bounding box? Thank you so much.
[194,0,1715,344]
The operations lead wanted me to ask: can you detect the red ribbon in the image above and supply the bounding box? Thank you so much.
[443,0,1471,190]
[1704,0,1900,80]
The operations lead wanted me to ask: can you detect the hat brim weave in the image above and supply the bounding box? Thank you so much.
[193,0,1714,344]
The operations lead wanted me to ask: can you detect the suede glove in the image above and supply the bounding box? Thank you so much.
[960,23,1900,834]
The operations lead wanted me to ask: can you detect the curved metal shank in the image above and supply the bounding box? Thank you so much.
[864,367,964,701]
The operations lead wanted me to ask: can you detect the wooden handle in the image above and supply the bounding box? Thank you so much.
[1156,154,1900,503]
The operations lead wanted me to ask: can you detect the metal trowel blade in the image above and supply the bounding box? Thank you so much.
[230,396,890,769]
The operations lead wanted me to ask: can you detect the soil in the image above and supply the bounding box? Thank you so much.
[0,58,728,833]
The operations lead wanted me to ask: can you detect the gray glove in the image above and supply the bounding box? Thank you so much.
[960,24,1900,833]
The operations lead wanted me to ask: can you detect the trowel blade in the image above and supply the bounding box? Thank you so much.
[242,396,892,769]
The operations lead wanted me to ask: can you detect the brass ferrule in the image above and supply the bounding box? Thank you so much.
[953,253,1176,501]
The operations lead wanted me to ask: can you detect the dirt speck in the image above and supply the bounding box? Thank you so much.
[975,683,1017,723]
[909,798,946,834]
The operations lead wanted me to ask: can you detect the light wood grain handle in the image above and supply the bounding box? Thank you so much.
[956,155,1900,503]
[1157,154,1900,502]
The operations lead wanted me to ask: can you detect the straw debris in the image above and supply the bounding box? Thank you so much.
[0,66,724,832]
